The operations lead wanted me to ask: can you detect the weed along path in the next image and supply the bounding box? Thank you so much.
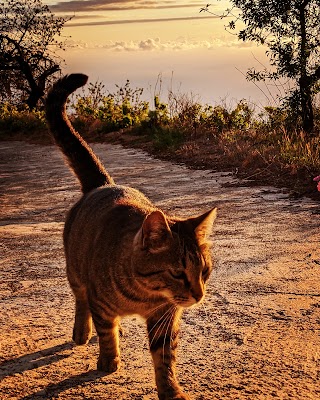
[0,141,320,400]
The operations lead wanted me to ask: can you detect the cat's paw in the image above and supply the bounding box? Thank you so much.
[171,393,190,400]
[159,390,191,400]
[72,326,92,345]
[97,356,120,374]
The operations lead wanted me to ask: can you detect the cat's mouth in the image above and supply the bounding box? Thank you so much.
[159,291,200,308]
[174,296,201,308]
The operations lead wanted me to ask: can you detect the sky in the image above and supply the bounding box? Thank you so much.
[44,0,277,109]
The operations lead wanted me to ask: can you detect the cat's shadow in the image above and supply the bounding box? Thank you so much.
[0,337,106,399]
[0,341,75,379]
[20,368,106,400]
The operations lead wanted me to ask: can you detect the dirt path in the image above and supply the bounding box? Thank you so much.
[0,141,319,400]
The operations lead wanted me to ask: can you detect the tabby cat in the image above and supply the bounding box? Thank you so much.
[46,74,217,400]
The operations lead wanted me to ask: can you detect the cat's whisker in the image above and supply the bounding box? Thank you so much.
[162,307,176,362]
[200,300,210,320]
[154,309,175,352]
[161,314,172,362]
[148,311,170,344]
[169,309,177,350]
[198,301,212,338]
[149,306,176,348]
[144,301,171,319]
[146,301,169,314]
[147,304,175,329]
[148,305,175,340]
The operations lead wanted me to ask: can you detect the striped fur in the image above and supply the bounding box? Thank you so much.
[46,74,217,400]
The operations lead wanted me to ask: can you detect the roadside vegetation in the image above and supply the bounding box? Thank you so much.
[0,80,319,196]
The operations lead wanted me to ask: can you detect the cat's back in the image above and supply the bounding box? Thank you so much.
[64,184,154,253]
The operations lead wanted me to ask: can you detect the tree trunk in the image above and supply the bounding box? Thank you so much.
[299,1,314,135]
[300,80,314,134]
[26,86,44,110]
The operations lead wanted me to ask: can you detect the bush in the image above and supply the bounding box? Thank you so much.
[0,102,46,138]
[73,80,149,133]
[151,126,185,151]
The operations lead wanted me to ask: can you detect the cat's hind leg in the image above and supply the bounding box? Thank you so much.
[71,285,93,345]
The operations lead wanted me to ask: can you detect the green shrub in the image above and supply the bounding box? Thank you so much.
[0,102,46,138]
[151,126,185,150]
[73,80,149,133]
[145,95,170,128]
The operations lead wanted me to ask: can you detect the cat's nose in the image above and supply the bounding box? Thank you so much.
[193,294,203,303]
[191,289,203,303]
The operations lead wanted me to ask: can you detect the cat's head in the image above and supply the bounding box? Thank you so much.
[132,208,217,308]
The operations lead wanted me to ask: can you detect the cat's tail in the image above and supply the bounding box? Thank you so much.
[46,74,114,193]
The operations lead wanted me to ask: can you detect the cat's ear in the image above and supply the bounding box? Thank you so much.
[190,208,217,244]
[141,210,172,253]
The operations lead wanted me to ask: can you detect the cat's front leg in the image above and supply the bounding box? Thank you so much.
[90,306,120,373]
[147,307,190,400]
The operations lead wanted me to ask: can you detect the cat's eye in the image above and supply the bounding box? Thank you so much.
[181,257,187,269]
[202,267,210,277]
[170,270,186,280]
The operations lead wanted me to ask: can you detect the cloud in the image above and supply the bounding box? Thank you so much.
[49,0,204,12]
[112,38,211,51]
[65,37,254,51]
[67,15,219,27]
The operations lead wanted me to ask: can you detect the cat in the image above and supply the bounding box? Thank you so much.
[45,74,217,400]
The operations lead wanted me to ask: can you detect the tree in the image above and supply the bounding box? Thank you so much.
[204,1,320,134]
[0,0,71,110]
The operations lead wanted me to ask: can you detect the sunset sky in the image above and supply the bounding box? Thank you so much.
[44,0,274,108]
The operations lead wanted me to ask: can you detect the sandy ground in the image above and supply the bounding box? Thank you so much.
[0,141,320,400]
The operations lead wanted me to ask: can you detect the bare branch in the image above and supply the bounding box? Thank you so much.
[0,0,71,109]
